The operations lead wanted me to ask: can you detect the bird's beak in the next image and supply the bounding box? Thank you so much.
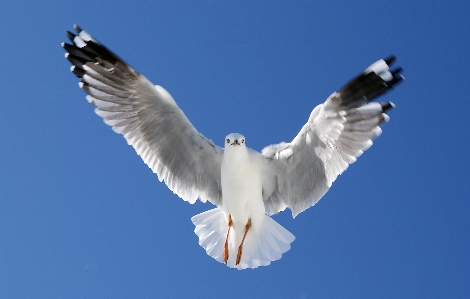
[231,140,240,146]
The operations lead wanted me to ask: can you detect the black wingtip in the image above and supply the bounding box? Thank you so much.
[70,65,86,78]
[391,67,403,76]
[389,67,404,86]
[66,31,76,42]
[384,55,396,66]
[73,24,82,33]
[390,75,404,86]
[380,102,395,113]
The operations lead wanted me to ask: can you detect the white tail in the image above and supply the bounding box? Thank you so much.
[191,208,295,270]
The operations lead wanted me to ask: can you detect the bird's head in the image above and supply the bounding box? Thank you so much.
[224,133,246,149]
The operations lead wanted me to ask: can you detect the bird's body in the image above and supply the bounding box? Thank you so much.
[62,24,403,269]
[219,134,271,266]
[221,137,264,236]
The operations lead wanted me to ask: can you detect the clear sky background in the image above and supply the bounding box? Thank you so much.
[1,1,469,298]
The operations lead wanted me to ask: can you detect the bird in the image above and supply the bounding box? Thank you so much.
[62,24,403,270]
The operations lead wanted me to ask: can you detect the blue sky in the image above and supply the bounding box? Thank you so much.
[1,1,469,298]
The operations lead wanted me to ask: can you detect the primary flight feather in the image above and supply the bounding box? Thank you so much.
[62,24,403,269]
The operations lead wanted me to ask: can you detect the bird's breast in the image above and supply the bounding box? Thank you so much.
[221,156,265,228]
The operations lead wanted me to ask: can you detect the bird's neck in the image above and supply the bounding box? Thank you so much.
[223,148,251,172]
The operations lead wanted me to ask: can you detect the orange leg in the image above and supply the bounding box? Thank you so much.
[236,219,252,265]
[223,215,232,264]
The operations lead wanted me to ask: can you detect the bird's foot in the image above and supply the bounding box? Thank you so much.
[236,219,251,265]
[223,215,232,264]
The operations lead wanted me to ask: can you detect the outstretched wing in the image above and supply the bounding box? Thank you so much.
[62,25,223,205]
[261,56,403,217]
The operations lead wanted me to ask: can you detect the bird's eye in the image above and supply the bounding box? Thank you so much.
[226,139,230,143]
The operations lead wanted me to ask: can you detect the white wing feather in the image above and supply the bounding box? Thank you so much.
[63,25,223,205]
[261,57,403,217]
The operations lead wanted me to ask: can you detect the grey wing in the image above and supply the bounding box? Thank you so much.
[261,56,403,217]
[63,25,223,205]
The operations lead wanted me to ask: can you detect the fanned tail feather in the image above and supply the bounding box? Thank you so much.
[191,208,295,270]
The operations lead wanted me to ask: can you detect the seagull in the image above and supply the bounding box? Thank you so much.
[62,24,403,270]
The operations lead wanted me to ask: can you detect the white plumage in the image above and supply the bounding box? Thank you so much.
[63,25,403,269]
